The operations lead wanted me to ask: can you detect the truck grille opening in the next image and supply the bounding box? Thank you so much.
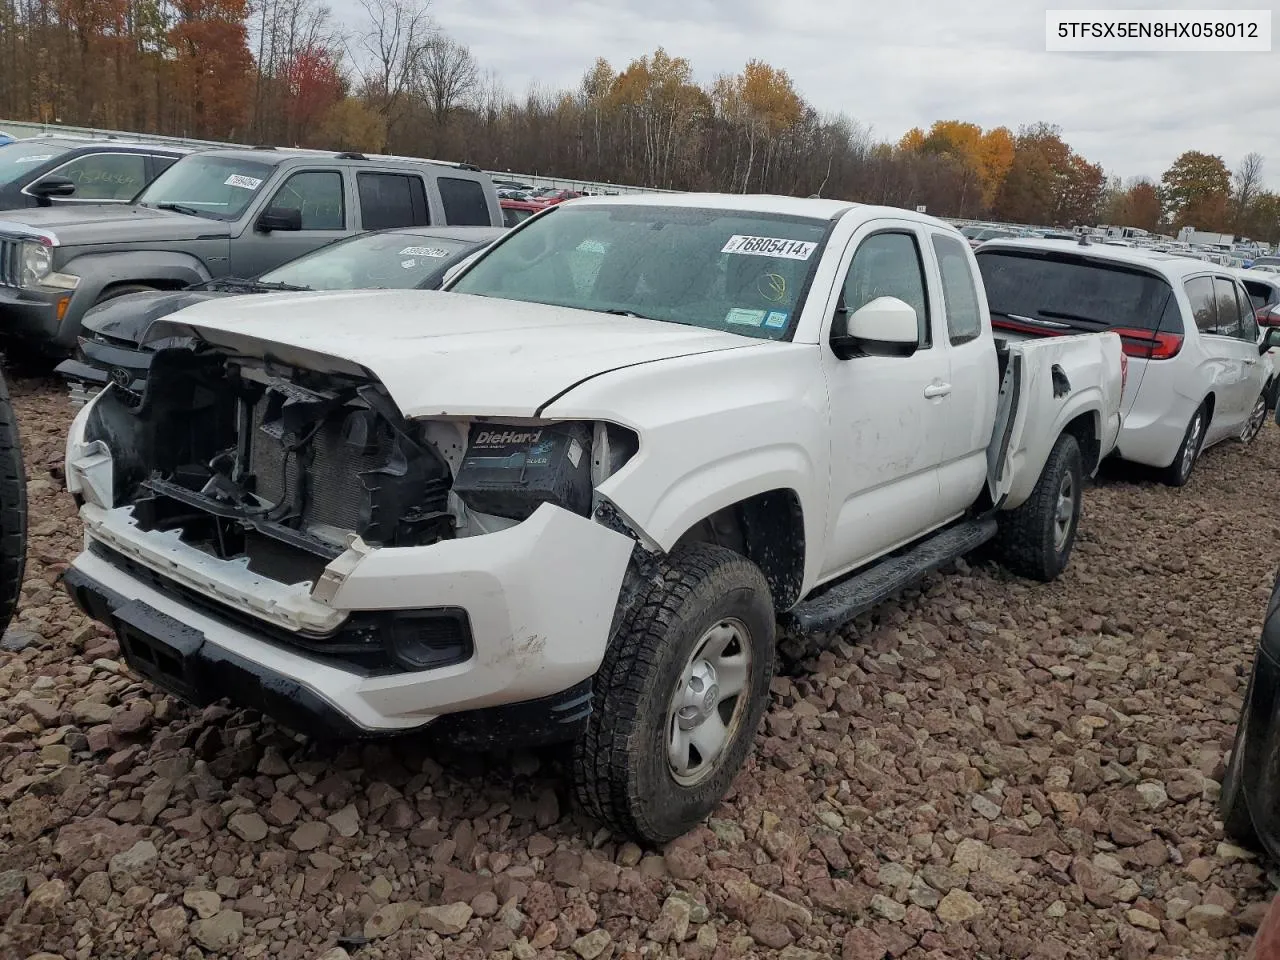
[84,348,456,588]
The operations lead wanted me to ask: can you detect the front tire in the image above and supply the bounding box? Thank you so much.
[1160,404,1207,487]
[993,433,1082,582]
[572,544,775,845]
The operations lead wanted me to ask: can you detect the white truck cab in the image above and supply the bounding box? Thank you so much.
[62,195,1124,843]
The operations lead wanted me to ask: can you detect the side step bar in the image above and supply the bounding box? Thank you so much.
[782,516,999,635]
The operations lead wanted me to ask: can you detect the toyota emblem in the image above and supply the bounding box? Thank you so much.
[110,367,131,388]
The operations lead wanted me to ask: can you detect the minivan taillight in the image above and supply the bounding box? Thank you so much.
[1112,327,1183,360]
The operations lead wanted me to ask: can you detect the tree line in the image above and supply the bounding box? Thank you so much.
[1,0,1276,242]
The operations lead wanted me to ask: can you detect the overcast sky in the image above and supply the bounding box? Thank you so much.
[355,0,1279,189]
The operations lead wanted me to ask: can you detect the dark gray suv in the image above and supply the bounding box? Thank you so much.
[0,147,502,353]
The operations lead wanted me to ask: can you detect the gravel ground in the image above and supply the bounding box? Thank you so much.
[0,373,1277,960]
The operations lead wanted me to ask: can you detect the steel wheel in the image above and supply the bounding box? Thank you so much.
[1052,471,1075,552]
[667,618,753,786]
[1242,393,1267,443]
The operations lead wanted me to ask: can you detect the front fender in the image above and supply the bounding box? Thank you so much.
[55,251,213,343]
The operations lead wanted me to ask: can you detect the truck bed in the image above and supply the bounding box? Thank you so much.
[988,331,1125,510]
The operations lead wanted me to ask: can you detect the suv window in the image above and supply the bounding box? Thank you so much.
[151,154,180,177]
[842,231,931,346]
[1212,277,1244,338]
[1236,282,1259,341]
[358,172,429,229]
[50,152,148,201]
[267,170,344,230]
[1184,277,1217,334]
[931,233,982,344]
[438,177,490,226]
[976,251,1178,335]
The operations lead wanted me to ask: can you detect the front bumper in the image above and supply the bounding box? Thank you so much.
[65,500,635,733]
[55,336,151,393]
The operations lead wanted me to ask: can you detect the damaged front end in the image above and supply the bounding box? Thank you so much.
[65,338,644,695]
[80,344,458,588]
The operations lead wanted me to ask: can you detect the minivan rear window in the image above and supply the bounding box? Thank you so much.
[976,250,1180,334]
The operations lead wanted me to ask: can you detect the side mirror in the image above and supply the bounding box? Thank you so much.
[29,175,76,206]
[255,207,302,233]
[831,296,920,359]
[1260,327,1280,354]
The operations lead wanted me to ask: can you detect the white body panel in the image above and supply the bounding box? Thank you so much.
[67,195,1124,731]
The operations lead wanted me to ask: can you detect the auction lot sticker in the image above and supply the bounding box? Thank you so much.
[722,235,817,260]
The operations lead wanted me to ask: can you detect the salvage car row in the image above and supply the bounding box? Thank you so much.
[2,137,1279,847]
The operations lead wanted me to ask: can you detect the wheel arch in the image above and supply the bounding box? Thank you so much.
[672,488,806,611]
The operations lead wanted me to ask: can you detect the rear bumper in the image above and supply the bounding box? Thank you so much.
[1114,392,1198,469]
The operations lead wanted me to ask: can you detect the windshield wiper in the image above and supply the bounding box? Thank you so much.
[152,202,206,218]
[1036,308,1110,328]
[603,308,660,321]
[992,312,1071,329]
[197,277,310,293]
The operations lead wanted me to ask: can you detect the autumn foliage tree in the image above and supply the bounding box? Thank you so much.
[2,0,1277,242]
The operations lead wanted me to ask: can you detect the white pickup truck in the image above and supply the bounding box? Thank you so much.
[62,195,1123,843]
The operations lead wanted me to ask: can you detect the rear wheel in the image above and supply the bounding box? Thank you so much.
[572,544,774,844]
[992,433,1082,582]
[92,283,158,306]
[1242,391,1268,443]
[1160,405,1206,487]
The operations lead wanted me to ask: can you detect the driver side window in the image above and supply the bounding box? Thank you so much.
[266,171,345,231]
[840,231,931,347]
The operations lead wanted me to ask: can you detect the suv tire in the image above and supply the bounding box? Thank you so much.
[573,543,774,844]
[1161,404,1207,487]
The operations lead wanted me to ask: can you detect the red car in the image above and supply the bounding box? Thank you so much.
[500,199,544,227]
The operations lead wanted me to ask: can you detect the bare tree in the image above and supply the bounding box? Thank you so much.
[1233,152,1266,228]
[414,31,478,127]
[349,0,431,130]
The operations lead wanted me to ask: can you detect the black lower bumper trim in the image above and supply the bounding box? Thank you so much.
[63,564,595,746]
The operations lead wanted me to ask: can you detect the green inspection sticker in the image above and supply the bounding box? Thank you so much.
[725,308,767,326]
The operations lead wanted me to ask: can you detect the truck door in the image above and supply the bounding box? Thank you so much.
[818,221,951,578]
[927,231,1000,519]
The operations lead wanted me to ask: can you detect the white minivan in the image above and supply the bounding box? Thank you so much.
[976,239,1268,486]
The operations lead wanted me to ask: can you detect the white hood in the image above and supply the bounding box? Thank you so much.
[151,288,764,418]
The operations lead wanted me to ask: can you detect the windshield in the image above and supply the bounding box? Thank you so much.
[137,155,275,220]
[0,140,74,186]
[977,250,1177,333]
[261,231,480,290]
[450,204,829,340]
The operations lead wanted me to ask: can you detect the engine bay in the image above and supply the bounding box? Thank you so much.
[81,344,634,586]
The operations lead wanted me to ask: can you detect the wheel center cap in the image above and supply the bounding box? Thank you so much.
[701,684,719,716]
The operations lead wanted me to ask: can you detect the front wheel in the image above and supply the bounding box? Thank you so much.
[1160,404,1207,487]
[992,433,1082,582]
[1242,391,1268,444]
[572,544,775,845]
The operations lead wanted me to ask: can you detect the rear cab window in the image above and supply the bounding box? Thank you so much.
[931,232,983,344]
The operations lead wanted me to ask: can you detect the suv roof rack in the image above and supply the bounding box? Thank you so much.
[252,144,277,151]
[335,152,367,160]
[455,162,481,172]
